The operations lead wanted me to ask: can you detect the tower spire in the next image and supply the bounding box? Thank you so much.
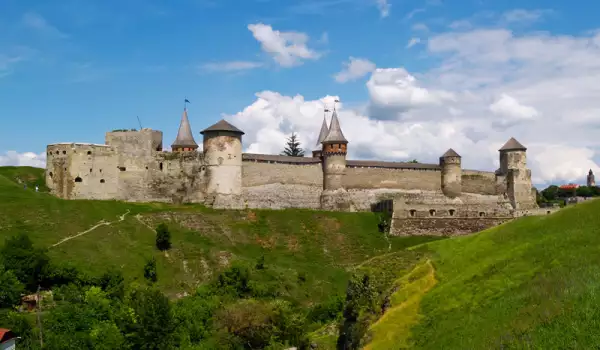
[316,107,330,147]
[171,105,198,152]
[322,102,347,144]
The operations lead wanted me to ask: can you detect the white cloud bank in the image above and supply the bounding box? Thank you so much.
[8,19,600,187]
[222,25,600,186]
[0,151,46,168]
[334,57,376,83]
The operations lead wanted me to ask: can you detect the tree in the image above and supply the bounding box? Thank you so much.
[143,258,157,283]
[0,233,49,291]
[337,274,377,350]
[541,185,559,201]
[281,133,305,157]
[0,265,25,308]
[127,287,175,350]
[408,159,418,163]
[155,223,172,251]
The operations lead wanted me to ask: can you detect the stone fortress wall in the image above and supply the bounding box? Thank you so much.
[46,107,557,236]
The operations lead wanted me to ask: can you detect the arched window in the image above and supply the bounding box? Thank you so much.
[49,172,53,178]
[429,209,436,217]
[74,177,82,183]
[87,151,92,155]
[409,209,417,217]
[479,212,485,217]
[449,209,455,216]
[100,179,105,183]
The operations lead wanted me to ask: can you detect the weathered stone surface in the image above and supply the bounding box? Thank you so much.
[46,126,550,237]
[391,217,510,236]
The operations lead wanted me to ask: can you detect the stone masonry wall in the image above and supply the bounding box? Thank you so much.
[391,217,509,236]
[46,143,119,200]
[241,161,322,209]
[242,161,322,187]
[343,167,442,191]
[461,170,498,195]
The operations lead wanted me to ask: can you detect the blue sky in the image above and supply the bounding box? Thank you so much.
[2,0,600,185]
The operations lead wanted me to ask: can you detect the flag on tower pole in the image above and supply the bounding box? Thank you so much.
[185,99,190,104]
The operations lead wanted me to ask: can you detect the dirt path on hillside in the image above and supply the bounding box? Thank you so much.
[49,210,130,248]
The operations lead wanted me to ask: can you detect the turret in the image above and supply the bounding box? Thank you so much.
[321,109,348,191]
[588,169,596,187]
[312,111,330,158]
[498,137,536,209]
[498,137,527,174]
[439,148,462,198]
[172,108,199,152]
[201,119,244,197]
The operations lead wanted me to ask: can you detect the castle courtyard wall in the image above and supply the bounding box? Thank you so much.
[241,155,322,209]
[461,170,498,195]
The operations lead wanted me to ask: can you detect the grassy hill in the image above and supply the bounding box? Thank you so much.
[3,166,600,349]
[363,197,600,349]
[0,166,436,304]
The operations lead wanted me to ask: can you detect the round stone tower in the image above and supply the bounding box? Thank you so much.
[321,109,348,191]
[200,119,244,198]
[439,148,462,198]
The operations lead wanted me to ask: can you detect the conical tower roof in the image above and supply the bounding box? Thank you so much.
[315,115,330,148]
[322,109,348,144]
[172,108,198,148]
[200,119,244,135]
[499,137,526,151]
[441,148,461,157]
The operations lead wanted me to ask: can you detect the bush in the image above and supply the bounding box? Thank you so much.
[0,265,24,308]
[155,223,172,251]
[144,258,157,283]
[0,233,49,291]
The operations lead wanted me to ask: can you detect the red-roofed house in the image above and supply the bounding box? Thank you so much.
[0,329,16,350]
[559,184,579,190]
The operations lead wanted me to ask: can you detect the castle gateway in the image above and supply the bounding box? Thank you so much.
[45,107,555,236]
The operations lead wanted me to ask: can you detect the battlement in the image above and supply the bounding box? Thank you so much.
[45,105,544,236]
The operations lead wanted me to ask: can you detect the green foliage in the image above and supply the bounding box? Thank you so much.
[0,232,50,291]
[127,287,176,350]
[281,132,305,157]
[408,159,418,163]
[377,212,392,234]
[308,294,345,324]
[155,223,172,251]
[337,274,378,350]
[144,257,158,283]
[112,128,138,132]
[0,265,24,308]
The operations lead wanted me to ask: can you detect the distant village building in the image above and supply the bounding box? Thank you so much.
[0,329,16,350]
[587,169,596,187]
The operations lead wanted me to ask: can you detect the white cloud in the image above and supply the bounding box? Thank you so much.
[0,151,46,168]
[366,68,455,118]
[247,23,321,67]
[22,12,67,38]
[200,61,264,72]
[501,9,549,24]
[406,37,421,48]
[489,93,539,130]
[222,22,600,186]
[376,0,390,18]
[334,57,376,83]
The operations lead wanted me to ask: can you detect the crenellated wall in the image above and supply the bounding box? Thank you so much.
[46,121,547,237]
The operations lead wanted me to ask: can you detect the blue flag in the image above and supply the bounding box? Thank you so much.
[185,99,190,104]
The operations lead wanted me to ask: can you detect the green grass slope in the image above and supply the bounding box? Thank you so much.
[0,167,439,304]
[367,198,600,349]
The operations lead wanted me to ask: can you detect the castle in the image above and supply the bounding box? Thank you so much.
[45,106,556,236]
